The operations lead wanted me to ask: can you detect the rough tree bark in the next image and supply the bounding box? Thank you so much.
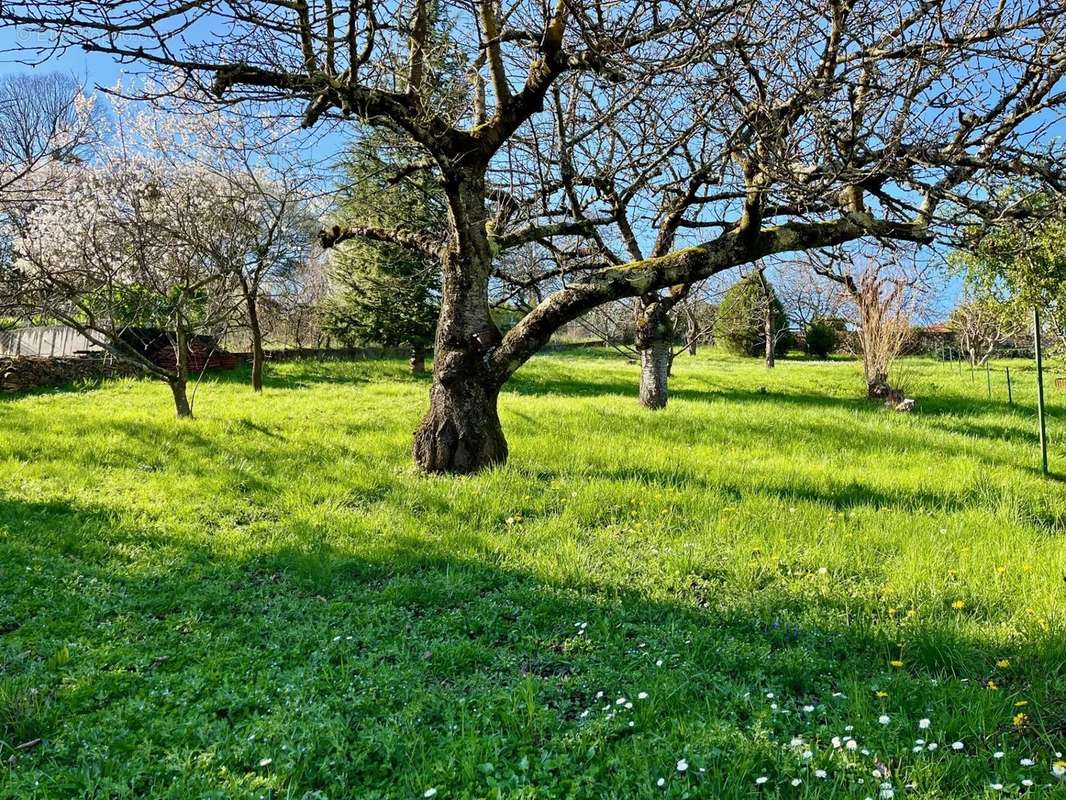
[412,169,508,473]
[635,298,672,409]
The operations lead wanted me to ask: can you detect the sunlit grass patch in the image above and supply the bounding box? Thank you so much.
[0,351,1063,798]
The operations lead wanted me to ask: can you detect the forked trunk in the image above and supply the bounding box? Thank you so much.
[409,345,426,376]
[639,339,671,409]
[412,167,508,474]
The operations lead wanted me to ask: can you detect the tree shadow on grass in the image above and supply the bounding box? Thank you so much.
[1,494,1064,798]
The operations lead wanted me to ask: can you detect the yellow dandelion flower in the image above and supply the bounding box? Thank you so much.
[1013,712,1028,727]
[905,609,916,619]
[889,660,905,669]
[951,600,966,610]
[987,680,998,690]
[995,566,1006,574]
[995,659,1010,669]
[875,691,889,699]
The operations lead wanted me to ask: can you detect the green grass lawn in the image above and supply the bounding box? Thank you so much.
[1,350,1064,799]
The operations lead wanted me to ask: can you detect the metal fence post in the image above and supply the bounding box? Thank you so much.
[1034,307,1048,477]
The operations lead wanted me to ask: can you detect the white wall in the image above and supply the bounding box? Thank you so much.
[0,325,102,358]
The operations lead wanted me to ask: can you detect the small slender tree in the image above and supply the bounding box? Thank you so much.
[10,134,243,416]
[131,101,319,392]
[949,296,1023,366]
[953,203,1066,359]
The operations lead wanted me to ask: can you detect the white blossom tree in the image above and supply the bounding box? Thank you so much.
[10,140,245,416]
[131,102,321,391]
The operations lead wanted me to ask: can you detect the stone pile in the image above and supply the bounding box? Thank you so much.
[0,356,138,393]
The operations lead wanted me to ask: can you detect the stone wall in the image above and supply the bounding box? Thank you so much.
[0,356,140,393]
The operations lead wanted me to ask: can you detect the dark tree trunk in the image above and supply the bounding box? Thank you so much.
[413,364,507,473]
[413,168,508,473]
[169,377,192,418]
[866,367,897,401]
[409,345,426,376]
[635,299,672,410]
[246,292,265,393]
[170,327,193,418]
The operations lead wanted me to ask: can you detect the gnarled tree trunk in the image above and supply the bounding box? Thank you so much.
[635,299,672,410]
[413,168,508,473]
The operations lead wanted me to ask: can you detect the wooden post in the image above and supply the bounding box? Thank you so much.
[1034,307,1048,477]
[1006,366,1012,406]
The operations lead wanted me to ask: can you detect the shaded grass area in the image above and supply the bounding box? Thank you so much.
[1,351,1064,799]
